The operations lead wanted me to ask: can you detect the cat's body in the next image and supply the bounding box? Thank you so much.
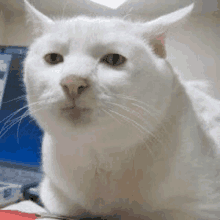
[23,1,220,219]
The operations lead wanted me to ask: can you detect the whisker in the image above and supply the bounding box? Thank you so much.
[1,90,41,104]
[0,86,55,125]
[16,104,46,143]
[105,101,162,137]
[107,94,170,148]
[131,103,170,144]
[1,95,26,104]
[112,94,161,115]
[0,118,19,136]
[107,109,145,133]
[105,101,149,124]
[0,100,46,138]
[0,105,29,129]
[0,116,23,139]
[0,95,42,125]
[101,108,122,125]
[108,109,155,158]
[16,109,30,144]
[1,112,33,140]
[131,103,160,123]
[15,90,57,140]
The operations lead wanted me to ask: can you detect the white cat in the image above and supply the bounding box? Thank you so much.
[23,0,220,219]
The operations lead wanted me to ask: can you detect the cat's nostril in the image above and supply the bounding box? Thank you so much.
[60,76,89,98]
[77,85,87,95]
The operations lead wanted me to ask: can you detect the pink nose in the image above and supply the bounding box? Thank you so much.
[60,76,88,99]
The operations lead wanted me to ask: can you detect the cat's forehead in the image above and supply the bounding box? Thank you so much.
[49,16,135,42]
[57,16,131,33]
[32,16,145,56]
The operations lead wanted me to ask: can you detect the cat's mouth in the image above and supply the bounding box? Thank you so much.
[59,105,92,124]
[61,105,91,116]
[62,106,75,111]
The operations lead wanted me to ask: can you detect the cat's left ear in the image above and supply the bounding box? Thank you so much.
[139,4,194,58]
[24,0,54,36]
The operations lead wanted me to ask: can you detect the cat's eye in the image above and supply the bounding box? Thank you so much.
[101,54,126,66]
[44,53,64,65]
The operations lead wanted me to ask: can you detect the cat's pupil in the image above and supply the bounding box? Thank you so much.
[101,53,126,66]
[110,54,119,65]
[44,53,64,65]
[51,53,57,61]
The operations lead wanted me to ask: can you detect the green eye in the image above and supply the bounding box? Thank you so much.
[44,53,64,65]
[101,53,126,66]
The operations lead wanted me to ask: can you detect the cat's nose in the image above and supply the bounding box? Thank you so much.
[60,76,89,99]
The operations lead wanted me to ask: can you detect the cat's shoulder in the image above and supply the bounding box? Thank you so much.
[183,79,220,151]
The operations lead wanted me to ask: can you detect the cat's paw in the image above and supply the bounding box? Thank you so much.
[39,176,85,216]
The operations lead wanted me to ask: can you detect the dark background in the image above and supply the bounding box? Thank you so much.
[0,46,42,170]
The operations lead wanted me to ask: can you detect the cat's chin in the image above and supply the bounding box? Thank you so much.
[55,105,94,126]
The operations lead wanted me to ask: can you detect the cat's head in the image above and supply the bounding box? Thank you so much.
[23,0,193,136]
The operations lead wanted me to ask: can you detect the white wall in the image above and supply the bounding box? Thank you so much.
[166,12,220,99]
[0,0,220,97]
[118,0,219,18]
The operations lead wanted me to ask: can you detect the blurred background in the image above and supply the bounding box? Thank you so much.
[0,0,219,173]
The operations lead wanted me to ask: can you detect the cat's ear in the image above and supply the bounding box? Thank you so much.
[140,4,194,58]
[24,0,54,36]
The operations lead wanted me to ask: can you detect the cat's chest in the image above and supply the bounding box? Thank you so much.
[83,164,145,209]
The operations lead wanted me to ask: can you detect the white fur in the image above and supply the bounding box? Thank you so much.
[23,1,220,219]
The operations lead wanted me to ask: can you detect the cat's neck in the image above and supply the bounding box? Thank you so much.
[146,75,214,164]
[141,74,217,211]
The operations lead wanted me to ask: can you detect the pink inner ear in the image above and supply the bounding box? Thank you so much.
[156,34,165,46]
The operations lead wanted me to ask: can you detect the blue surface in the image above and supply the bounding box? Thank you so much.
[0,47,42,167]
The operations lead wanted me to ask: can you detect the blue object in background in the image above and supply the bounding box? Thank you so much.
[0,46,42,169]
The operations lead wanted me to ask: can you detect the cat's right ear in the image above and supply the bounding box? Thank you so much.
[137,4,194,59]
[24,0,54,37]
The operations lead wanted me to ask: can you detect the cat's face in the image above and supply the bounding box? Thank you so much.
[23,1,193,137]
